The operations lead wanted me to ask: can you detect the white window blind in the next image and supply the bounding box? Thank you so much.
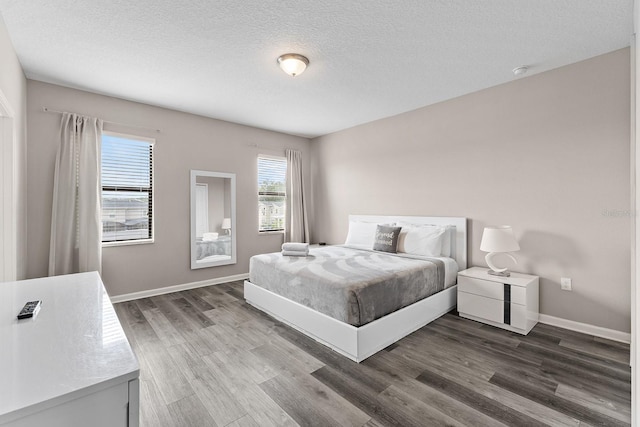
[258,156,286,232]
[101,132,154,243]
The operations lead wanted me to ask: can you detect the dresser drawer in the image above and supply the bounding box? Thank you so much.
[458,276,505,300]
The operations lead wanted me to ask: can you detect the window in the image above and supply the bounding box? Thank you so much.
[101,132,154,244]
[258,156,286,232]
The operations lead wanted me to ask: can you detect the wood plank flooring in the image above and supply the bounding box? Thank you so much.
[114,281,631,427]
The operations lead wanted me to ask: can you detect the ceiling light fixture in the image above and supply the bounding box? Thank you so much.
[512,66,528,76]
[277,53,309,77]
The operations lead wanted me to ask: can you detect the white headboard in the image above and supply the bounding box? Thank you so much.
[348,215,467,270]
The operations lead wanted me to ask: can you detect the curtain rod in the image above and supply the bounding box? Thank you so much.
[42,107,161,133]
[247,143,295,152]
[247,144,284,151]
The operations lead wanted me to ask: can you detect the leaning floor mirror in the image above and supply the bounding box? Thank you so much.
[190,170,237,269]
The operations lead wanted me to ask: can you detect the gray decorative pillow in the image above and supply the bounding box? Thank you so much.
[373,225,402,253]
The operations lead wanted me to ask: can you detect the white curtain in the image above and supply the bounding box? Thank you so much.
[285,149,309,243]
[49,113,103,276]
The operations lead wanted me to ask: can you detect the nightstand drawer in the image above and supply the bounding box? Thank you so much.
[458,275,527,305]
[458,292,503,324]
[458,276,504,300]
[458,291,527,329]
[510,286,526,305]
[511,304,527,330]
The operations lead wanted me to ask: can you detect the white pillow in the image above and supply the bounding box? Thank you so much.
[397,225,445,257]
[344,221,378,249]
[397,223,453,257]
[202,232,219,241]
[440,226,453,257]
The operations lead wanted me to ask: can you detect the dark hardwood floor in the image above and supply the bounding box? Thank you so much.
[114,281,631,426]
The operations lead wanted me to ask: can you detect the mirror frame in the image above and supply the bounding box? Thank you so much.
[190,170,237,269]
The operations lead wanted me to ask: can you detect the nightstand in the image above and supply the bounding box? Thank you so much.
[457,267,539,335]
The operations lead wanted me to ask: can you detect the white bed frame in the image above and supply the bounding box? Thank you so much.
[244,215,467,362]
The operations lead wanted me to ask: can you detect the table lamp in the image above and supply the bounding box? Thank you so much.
[480,226,520,277]
[222,218,231,235]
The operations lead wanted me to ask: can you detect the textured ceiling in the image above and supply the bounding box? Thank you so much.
[0,0,633,138]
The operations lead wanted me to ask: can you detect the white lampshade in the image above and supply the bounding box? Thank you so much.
[480,226,520,253]
[221,218,231,230]
[277,53,309,77]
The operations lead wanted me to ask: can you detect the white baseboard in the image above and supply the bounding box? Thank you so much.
[538,314,631,344]
[110,273,250,303]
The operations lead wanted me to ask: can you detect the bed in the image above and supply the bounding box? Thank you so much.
[244,215,467,362]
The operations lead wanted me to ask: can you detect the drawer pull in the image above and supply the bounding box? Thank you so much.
[504,284,510,325]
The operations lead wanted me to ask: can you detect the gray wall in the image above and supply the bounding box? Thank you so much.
[22,48,632,333]
[0,14,27,280]
[311,49,631,333]
[26,80,310,296]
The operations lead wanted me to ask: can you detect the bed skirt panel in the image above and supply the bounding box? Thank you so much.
[244,280,457,362]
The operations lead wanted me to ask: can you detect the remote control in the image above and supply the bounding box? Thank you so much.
[17,300,42,319]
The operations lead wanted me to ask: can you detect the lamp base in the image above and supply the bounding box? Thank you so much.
[485,252,517,277]
[488,269,511,277]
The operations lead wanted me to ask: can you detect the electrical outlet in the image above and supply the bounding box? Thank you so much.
[561,277,572,291]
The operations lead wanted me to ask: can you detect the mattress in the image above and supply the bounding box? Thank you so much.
[248,245,458,327]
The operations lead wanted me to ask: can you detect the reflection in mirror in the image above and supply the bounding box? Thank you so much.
[190,170,236,269]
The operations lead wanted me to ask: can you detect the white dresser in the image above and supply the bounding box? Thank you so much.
[0,272,139,427]
[457,267,539,335]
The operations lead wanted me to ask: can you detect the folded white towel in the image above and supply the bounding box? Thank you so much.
[282,242,309,252]
[282,250,309,257]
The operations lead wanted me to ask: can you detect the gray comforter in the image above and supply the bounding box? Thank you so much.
[248,246,446,327]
